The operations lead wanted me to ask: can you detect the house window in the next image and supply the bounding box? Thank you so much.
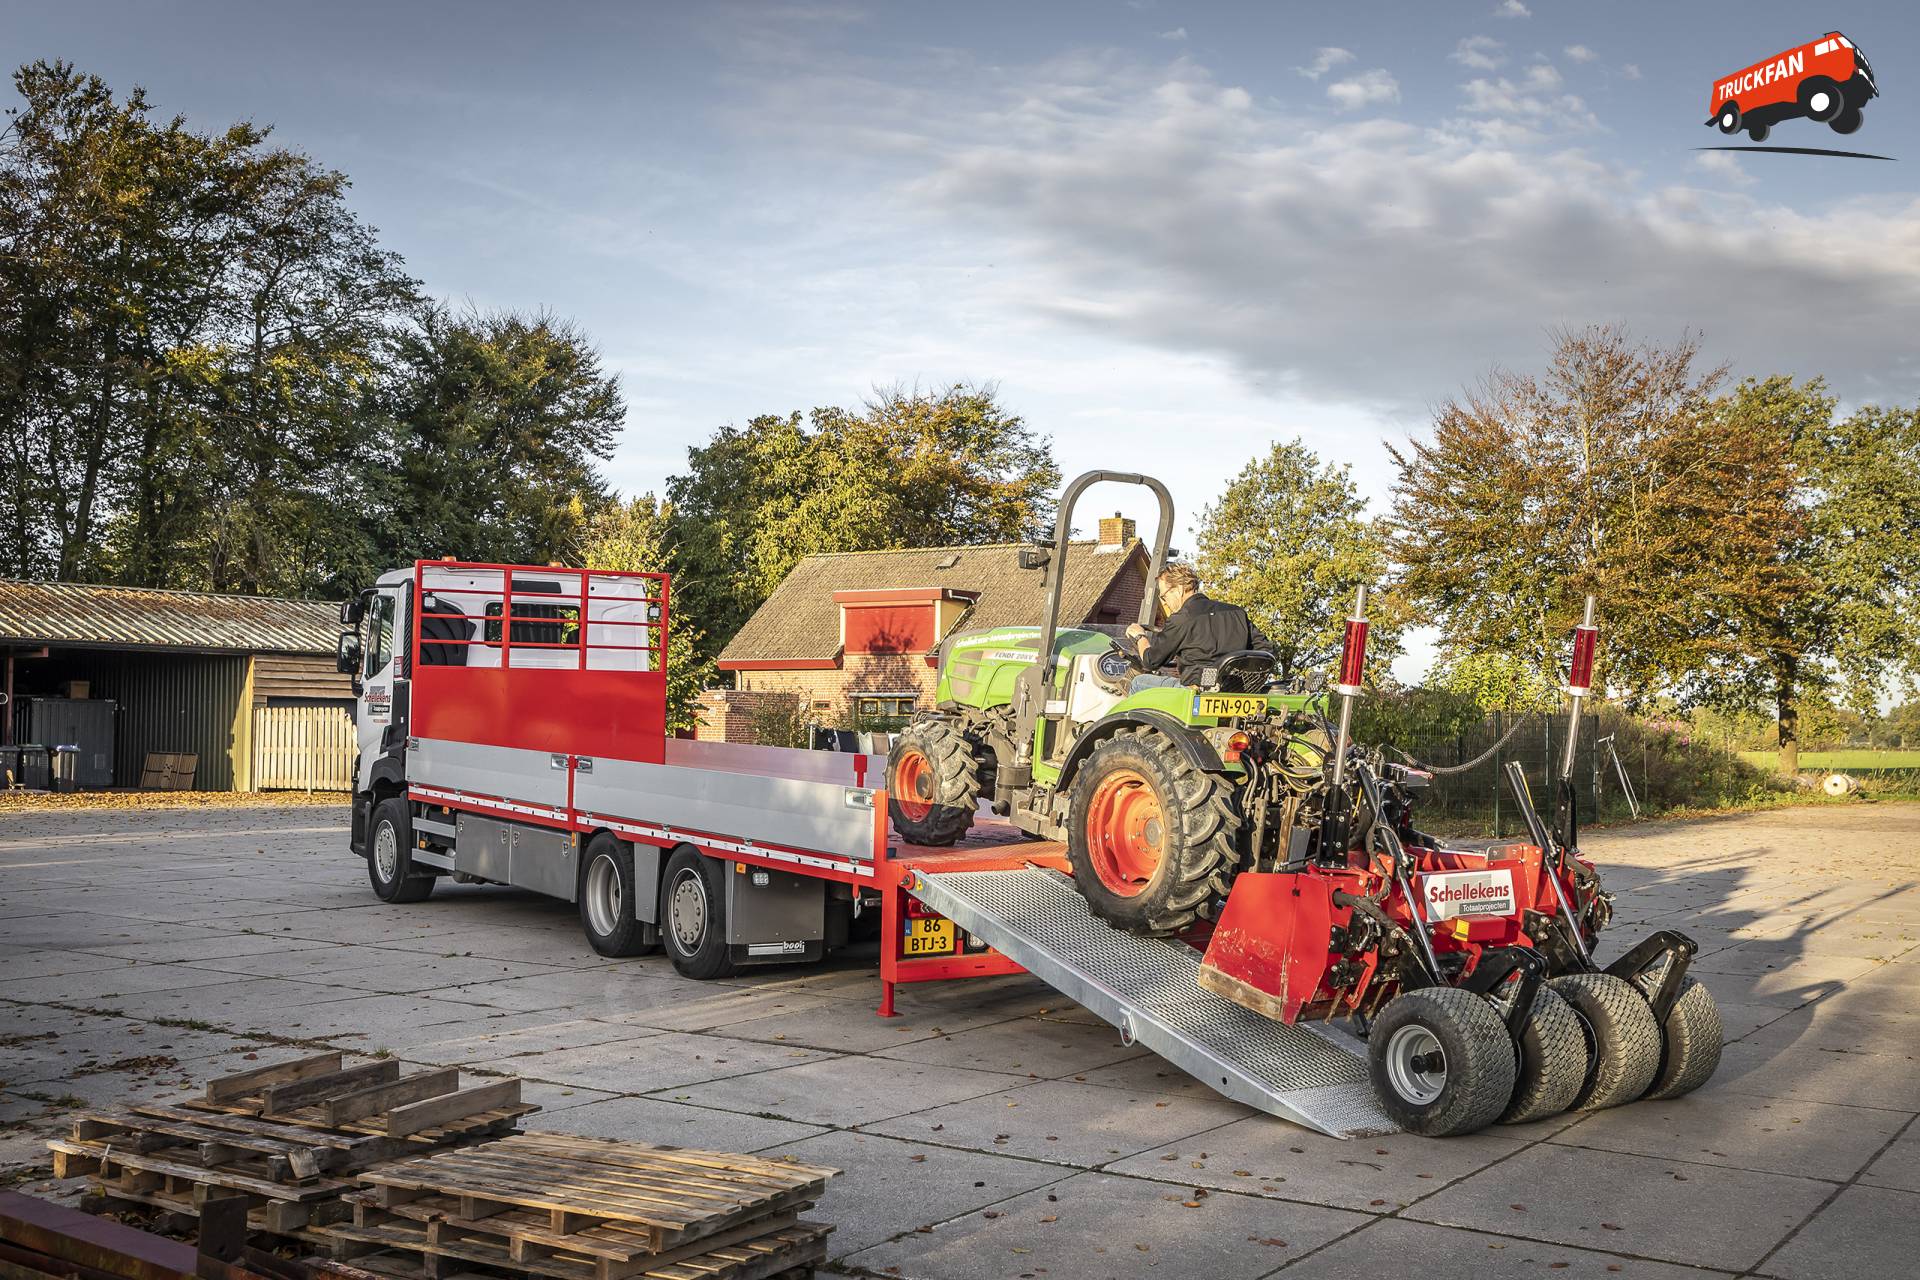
[853,695,916,719]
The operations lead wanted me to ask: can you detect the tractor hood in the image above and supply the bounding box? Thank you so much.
[937,625,1117,709]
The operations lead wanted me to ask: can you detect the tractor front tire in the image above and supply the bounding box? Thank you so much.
[1551,972,1662,1110]
[1370,987,1518,1137]
[887,721,982,846]
[1500,985,1588,1124]
[1066,728,1238,936]
[1643,977,1723,1101]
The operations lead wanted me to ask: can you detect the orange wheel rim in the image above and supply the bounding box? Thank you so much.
[1084,768,1164,897]
[894,749,934,821]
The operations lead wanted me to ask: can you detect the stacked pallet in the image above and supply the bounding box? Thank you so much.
[51,1054,537,1237]
[324,1133,837,1280]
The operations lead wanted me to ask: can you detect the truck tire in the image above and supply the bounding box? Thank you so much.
[1065,728,1237,936]
[1799,76,1844,122]
[367,797,434,903]
[579,834,658,959]
[1500,985,1587,1124]
[1550,972,1662,1110]
[1716,102,1741,134]
[887,721,981,846]
[1369,987,1518,1137]
[662,846,736,980]
[1643,977,1723,1101]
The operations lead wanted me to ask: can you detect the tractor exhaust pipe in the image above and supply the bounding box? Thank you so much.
[1323,586,1369,854]
[1552,595,1598,853]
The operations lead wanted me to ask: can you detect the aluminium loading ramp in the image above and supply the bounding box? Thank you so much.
[905,865,1397,1139]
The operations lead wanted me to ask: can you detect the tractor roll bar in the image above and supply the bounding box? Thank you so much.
[1033,471,1176,702]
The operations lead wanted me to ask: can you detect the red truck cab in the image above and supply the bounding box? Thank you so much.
[1706,31,1877,141]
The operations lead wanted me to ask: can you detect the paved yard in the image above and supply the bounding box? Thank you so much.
[2,801,1916,1279]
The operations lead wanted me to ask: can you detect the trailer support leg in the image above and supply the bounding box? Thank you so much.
[877,880,903,1018]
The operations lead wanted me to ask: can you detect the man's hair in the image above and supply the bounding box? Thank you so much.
[1157,563,1200,594]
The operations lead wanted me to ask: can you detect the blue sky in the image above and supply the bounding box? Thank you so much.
[11,1,1919,674]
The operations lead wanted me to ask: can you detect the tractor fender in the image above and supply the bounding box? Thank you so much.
[1056,709,1224,789]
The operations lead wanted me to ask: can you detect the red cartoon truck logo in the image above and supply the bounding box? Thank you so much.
[1707,31,1878,141]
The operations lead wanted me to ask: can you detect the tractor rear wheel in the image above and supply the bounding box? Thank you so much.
[1066,728,1237,935]
[1643,977,1722,1101]
[1550,972,1662,1110]
[1369,987,1518,1137]
[887,721,982,846]
[1500,985,1587,1124]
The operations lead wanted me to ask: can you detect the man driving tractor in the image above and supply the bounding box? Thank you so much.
[1125,563,1270,689]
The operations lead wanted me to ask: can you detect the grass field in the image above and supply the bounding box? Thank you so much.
[1738,749,1920,771]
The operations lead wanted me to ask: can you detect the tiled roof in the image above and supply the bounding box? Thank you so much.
[719,540,1145,664]
[0,580,340,654]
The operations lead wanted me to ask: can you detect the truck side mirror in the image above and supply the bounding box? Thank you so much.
[340,596,363,626]
[1018,545,1051,571]
[337,633,362,675]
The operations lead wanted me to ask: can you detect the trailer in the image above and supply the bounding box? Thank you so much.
[337,559,1393,1138]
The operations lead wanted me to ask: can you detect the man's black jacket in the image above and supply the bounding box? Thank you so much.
[1139,592,1271,682]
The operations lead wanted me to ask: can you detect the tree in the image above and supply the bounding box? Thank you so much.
[1389,326,1775,709]
[577,492,715,735]
[1194,439,1396,683]
[668,383,1059,660]
[376,306,622,573]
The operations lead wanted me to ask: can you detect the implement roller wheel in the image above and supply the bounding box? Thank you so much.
[1550,972,1662,1110]
[1368,987,1518,1137]
[1643,977,1723,1101]
[1500,985,1588,1124]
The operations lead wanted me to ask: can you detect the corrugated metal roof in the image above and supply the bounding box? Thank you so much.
[719,539,1146,664]
[0,580,339,654]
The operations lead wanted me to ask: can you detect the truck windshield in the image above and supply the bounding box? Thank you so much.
[366,594,396,678]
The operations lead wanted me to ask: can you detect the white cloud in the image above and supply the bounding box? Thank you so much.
[1493,0,1531,17]
[1458,63,1595,130]
[1621,63,1643,79]
[1295,47,1354,80]
[1693,151,1753,187]
[1524,63,1563,91]
[1451,36,1506,71]
[1564,44,1597,63]
[1327,69,1401,111]
[1159,27,1187,41]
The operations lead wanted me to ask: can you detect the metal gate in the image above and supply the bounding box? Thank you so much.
[251,705,354,791]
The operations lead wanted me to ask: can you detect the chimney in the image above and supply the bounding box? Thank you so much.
[1098,512,1136,548]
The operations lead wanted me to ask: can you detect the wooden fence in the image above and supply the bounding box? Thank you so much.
[251,705,355,791]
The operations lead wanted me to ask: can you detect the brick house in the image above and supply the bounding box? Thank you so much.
[697,516,1149,741]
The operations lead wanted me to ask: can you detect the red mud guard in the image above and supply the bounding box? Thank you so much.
[1197,872,1346,1022]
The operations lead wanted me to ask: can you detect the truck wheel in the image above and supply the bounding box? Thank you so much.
[1746,120,1770,143]
[887,722,981,846]
[1643,977,1723,1101]
[1500,985,1587,1124]
[1830,106,1863,135]
[1066,728,1237,936]
[579,834,658,958]
[1799,76,1844,122]
[367,797,434,903]
[1550,973,1662,1110]
[662,846,736,980]
[1369,988,1518,1137]
[1716,102,1741,134]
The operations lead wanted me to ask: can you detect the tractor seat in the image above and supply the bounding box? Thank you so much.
[1196,650,1277,693]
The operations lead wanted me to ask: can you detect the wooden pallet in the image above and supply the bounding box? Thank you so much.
[322,1216,829,1280]
[187,1056,537,1142]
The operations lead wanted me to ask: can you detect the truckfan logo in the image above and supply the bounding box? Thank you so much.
[1705,30,1880,150]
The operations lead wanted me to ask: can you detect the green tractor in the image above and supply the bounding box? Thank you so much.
[887,470,1322,935]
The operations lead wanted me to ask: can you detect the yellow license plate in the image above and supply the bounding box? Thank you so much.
[902,916,957,956]
[1194,693,1268,719]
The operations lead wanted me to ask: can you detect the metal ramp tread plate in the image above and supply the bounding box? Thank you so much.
[909,866,1397,1139]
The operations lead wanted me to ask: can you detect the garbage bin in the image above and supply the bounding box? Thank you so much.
[51,744,80,792]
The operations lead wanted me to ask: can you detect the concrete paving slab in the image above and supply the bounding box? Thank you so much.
[1274,1218,1733,1279]
[0,950,142,980]
[1714,1039,1920,1110]
[1404,1143,1836,1271]
[506,1031,838,1093]
[277,952,576,995]
[757,1129,1072,1256]
[1547,1090,1910,1181]
[707,996,1028,1054]
[1737,999,1920,1054]
[71,934,342,964]
[597,986,843,1033]
[521,1095,827,1151]
[1068,1052,1223,1099]
[400,1017,651,1064]
[664,1056,1026,1128]
[1107,1116,1529,1212]
[872,1014,1146,1078]
[844,1170,1367,1280]
[865,1078,1249,1167]
[434,967,707,1015]
[3,961,266,1004]
[1860,1117,1920,1192]
[1756,1183,1920,1279]
[0,914,245,950]
[513,1081,620,1114]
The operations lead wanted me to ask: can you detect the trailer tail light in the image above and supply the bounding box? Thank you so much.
[1336,618,1370,695]
[1225,731,1252,763]
[1567,624,1598,695]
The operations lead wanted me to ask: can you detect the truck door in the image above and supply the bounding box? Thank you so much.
[355,585,405,792]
